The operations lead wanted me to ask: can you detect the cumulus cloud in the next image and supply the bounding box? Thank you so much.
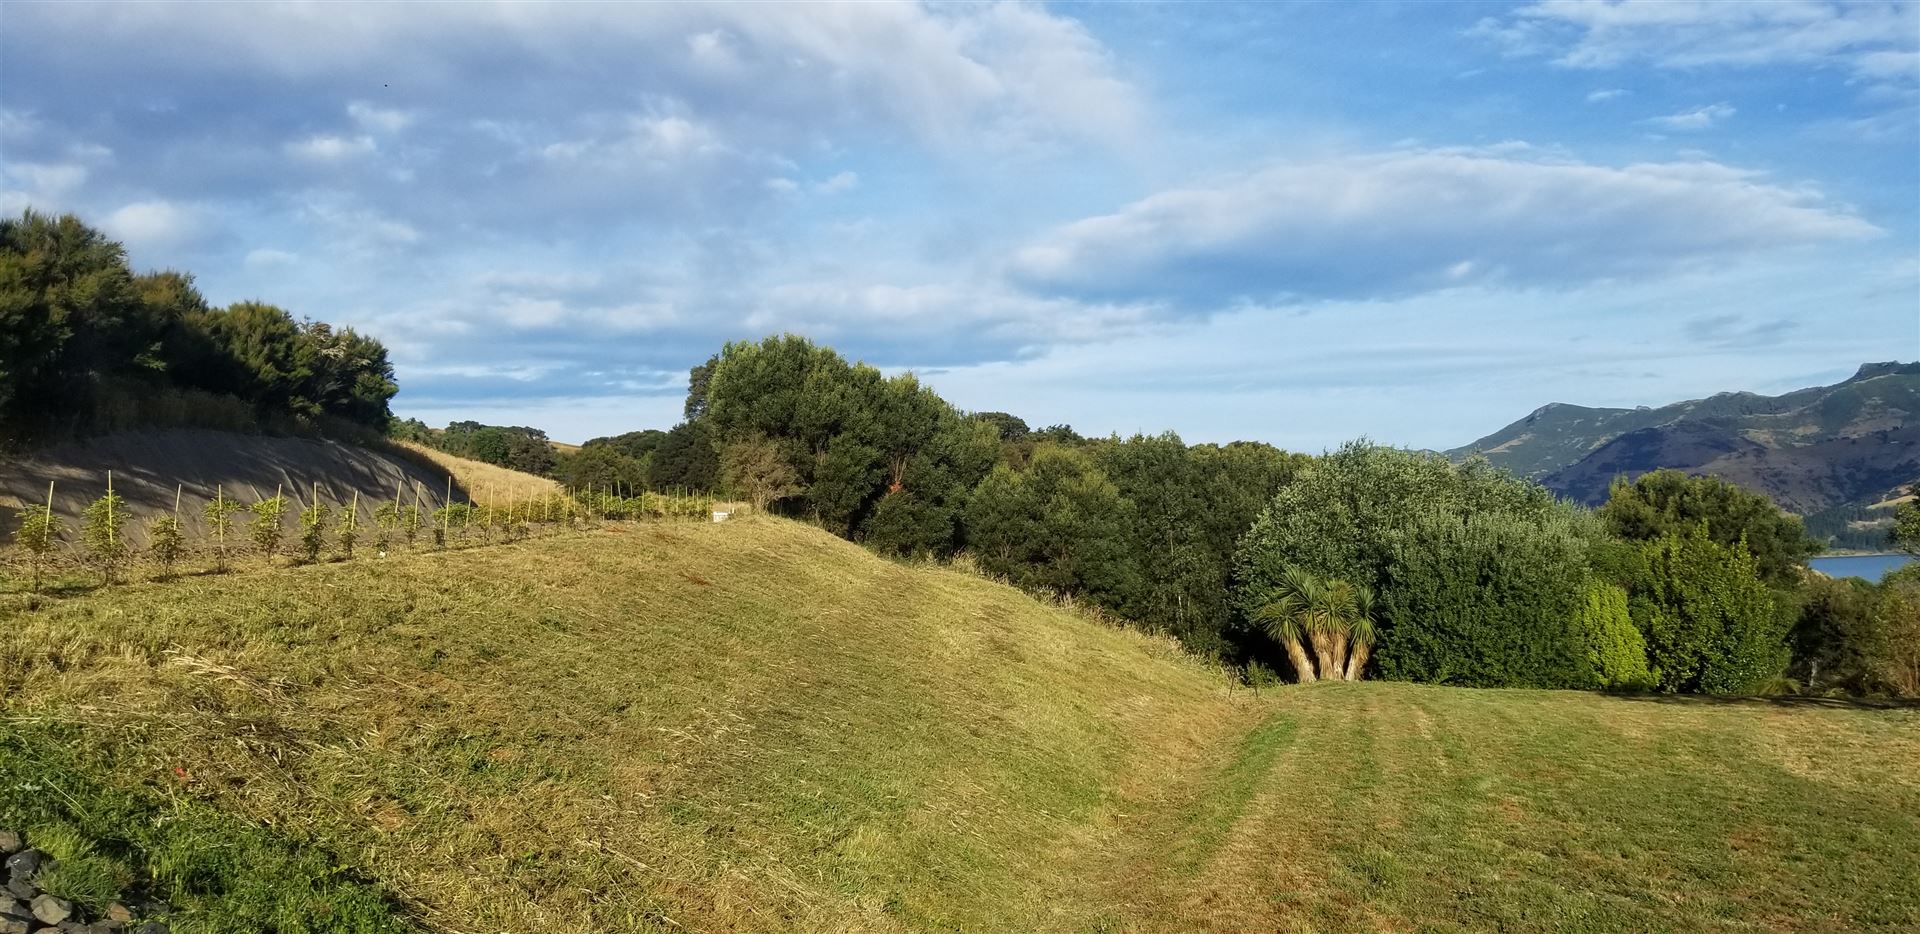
[1008,148,1881,306]
[1475,0,1919,85]
[1586,88,1629,102]
[1651,102,1736,129]
[815,170,859,194]
[101,200,200,248]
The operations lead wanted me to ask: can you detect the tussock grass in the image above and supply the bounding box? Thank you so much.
[1,517,1915,931]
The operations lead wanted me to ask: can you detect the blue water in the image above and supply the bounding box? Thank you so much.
[1808,553,1915,582]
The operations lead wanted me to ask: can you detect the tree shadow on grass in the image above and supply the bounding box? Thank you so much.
[1601,691,1920,711]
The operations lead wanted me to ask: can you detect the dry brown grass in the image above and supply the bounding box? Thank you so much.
[395,441,560,507]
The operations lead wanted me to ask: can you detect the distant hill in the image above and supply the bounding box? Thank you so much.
[1449,362,1919,521]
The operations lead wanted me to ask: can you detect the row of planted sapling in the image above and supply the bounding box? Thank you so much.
[5,475,718,592]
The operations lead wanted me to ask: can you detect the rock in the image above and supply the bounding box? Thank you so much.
[2,850,41,879]
[103,904,132,924]
[0,832,20,855]
[28,894,71,925]
[0,918,26,934]
[57,921,91,933]
[89,921,126,934]
[0,901,25,921]
[2,878,30,900]
[133,923,168,934]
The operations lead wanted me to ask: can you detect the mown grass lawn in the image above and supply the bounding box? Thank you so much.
[2,517,1915,932]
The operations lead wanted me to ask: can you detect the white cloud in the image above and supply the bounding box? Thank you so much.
[286,133,376,161]
[1651,102,1736,129]
[347,101,412,133]
[814,170,859,194]
[244,248,297,268]
[101,200,200,248]
[5,2,1142,150]
[1586,88,1629,102]
[1,161,87,198]
[1009,147,1881,306]
[1477,0,1920,85]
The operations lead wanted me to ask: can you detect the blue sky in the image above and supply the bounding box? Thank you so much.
[3,0,1915,449]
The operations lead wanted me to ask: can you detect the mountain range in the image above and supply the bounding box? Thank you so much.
[1448,362,1918,545]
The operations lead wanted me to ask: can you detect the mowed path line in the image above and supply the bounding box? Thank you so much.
[1088,683,1920,933]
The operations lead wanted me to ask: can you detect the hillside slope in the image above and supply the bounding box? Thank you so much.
[2,519,1916,931]
[1451,362,1919,513]
[0,429,551,544]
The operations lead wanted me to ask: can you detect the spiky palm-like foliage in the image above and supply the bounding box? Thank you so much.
[1254,567,1378,683]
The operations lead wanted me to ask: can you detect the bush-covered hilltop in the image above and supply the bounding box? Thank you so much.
[0,210,397,445]
[591,334,1920,698]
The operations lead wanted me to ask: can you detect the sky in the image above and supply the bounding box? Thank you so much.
[3,0,1916,450]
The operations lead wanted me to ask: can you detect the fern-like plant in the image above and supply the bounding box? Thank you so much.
[13,482,62,592]
[203,485,243,572]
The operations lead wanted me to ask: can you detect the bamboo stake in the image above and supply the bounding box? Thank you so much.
[106,470,115,555]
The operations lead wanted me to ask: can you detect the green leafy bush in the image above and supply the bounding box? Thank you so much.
[1628,528,1786,694]
[1575,582,1653,690]
[1375,509,1594,688]
[963,446,1138,607]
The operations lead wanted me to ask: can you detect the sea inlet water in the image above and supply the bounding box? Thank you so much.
[1808,553,1915,582]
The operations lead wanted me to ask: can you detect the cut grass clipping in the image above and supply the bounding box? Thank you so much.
[2,517,1916,931]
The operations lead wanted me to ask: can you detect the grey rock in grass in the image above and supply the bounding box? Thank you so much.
[2,877,29,900]
[29,892,72,924]
[133,923,169,934]
[0,832,20,855]
[0,917,27,934]
[0,899,26,920]
[89,920,128,934]
[103,903,133,923]
[1,850,40,879]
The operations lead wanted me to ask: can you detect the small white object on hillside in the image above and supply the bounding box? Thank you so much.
[712,511,730,523]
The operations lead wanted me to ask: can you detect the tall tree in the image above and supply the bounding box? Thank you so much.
[1599,470,1821,587]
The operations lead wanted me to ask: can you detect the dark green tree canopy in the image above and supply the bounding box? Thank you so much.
[1599,470,1821,587]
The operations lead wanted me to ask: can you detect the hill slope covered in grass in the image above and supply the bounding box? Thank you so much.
[2,518,1916,931]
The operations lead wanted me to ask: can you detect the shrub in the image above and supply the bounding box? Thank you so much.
[1576,582,1653,690]
[202,486,243,572]
[12,490,61,592]
[372,502,398,552]
[1628,528,1786,694]
[298,499,330,563]
[335,495,360,559]
[79,478,130,584]
[1375,508,1594,688]
[250,491,288,562]
[146,514,185,578]
[1600,469,1821,587]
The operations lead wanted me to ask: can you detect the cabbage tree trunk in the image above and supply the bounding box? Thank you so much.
[1344,640,1372,681]
[1284,637,1317,684]
[1310,630,1341,681]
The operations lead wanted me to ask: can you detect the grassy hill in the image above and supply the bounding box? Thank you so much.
[2,518,1916,931]
[1450,362,1919,517]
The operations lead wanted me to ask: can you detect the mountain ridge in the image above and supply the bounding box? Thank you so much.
[1449,362,1919,527]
